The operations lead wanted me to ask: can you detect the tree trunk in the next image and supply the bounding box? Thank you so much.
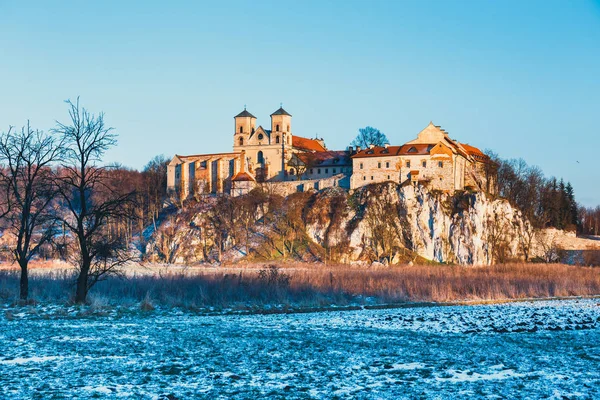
[19,261,28,301]
[75,262,90,304]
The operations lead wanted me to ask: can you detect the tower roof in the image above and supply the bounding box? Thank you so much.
[235,109,256,119]
[270,107,292,117]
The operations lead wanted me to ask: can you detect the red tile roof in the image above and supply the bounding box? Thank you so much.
[232,171,255,182]
[292,136,327,152]
[460,143,486,157]
[351,146,403,158]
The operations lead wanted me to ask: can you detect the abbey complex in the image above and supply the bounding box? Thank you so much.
[167,106,496,198]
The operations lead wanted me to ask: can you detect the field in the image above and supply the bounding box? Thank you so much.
[1,299,600,398]
[1,262,600,310]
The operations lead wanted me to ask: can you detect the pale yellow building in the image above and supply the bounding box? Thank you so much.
[167,106,331,197]
[350,122,495,193]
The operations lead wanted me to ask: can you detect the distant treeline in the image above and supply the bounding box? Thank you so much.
[487,152,596,234]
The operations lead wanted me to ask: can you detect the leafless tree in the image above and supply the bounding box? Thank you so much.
[52,98,135,303]
[0,123,62,300]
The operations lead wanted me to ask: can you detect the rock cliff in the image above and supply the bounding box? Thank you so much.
[146,183,542,265]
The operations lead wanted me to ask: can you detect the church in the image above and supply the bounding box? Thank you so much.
[166,106,348,198]
[167,106,495,198]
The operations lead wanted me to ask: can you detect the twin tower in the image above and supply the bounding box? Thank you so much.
[232,106,294,180]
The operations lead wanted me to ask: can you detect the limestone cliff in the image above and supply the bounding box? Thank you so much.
[146,183,543,265]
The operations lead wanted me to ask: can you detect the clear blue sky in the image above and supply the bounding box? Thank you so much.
[1,0,599,206]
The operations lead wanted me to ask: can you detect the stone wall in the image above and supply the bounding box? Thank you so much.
[350,156,402,189]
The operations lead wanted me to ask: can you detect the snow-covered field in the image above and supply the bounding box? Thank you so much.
[1,300,599,399]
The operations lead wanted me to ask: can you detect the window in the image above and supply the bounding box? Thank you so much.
[408,147,417,153]
[239,137,244,146]
[290,168,295,175]
[258,133,264,140]
[406,161,411,168]
[251,127,255,134]
[371,176,374,180]
[310,169,313,174]
[363,176,366,181]
[276,124,280,131]
[287,136,290,144]
[257,151,264,164]
[360,163,364,169]
[386,162,390,168]
[200,161,207,168]
[378,162,381,168]
[387,175,390,180]
[287,125,290,132]
[325,169,328,174]
[333,168,336,174]
[438,161,443,168]
[422,160,427,168]
[317,168,321,174]
[276,136,280,144]
[239,126,243,133]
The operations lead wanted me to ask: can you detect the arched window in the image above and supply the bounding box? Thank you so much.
[239,126,243,133]
[257,151,264,164]
[239,137,244,146]
[275,136,280,144]
[276,124,280,131]
[287,125,290,132]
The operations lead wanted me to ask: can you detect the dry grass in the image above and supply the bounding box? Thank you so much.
[0,263,599,310]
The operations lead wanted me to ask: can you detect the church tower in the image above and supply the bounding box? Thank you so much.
[233,107,256,148]
[270,106,292,147]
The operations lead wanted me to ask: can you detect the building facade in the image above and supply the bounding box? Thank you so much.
[167,109,495,199]
[167,106,336,197]
[350,122,495,193]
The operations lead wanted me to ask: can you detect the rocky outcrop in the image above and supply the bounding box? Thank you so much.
[145,183,543,265]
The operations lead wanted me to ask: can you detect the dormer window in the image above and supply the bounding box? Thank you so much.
[276,124,280,131]
[408,147,417,153]
[239,126,243,133]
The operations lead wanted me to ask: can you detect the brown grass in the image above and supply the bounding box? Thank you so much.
[0,263,598,310]
[284,263,600,303]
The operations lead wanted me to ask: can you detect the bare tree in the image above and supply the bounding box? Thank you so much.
[52,98,135,303]
[0,123,62,300]
[350,126,389,148]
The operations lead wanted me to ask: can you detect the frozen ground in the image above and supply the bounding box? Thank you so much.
[1,300,599,399]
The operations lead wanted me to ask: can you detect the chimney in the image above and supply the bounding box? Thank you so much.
[384,143,389,149]
[356,146,361,152]
[369,144,375,149]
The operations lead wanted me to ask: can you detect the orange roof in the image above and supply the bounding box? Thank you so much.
[460,143,485,157]
[292,136,326,152]
[231,171,255,182]
[410,170,419,175]
[351,146,403,158]
[399,144,433,155]
[460,143,490,163]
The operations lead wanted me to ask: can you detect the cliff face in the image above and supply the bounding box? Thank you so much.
[304,183,530,265]
[146,183,534,265]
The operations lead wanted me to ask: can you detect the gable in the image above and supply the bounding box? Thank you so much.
[430,142,453,159]
[405,122,447,144]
